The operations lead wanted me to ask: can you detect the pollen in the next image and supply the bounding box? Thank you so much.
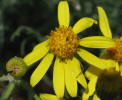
[48,26,78,59]
[97,68,122,93]
[106,38,122,61]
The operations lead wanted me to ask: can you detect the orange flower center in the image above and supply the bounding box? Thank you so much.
[48,26,78,59]
[106,38,122,61]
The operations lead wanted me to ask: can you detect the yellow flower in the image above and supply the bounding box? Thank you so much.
[81,7,122,100]
[40,93,65,100]
[79,6,122,62]
[82,58,122,100]
[81,6,122,100]
[23,1,108,98]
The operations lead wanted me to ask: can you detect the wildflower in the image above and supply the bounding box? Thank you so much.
[82,58,122,100]
[79,6,122,62]
[23,0,108,98]
[81,6,122,100]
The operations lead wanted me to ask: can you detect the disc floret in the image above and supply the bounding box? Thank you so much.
[48,26,78,59]
[107,39,122,61]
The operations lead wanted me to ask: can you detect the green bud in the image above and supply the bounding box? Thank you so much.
[6,57,27,78]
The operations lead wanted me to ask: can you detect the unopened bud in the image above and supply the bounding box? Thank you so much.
[6,57,27,78]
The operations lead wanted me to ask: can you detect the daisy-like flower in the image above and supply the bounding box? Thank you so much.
[82,58,122,100]
[79,6,122,63]
[81,6,122,100]
[79,6,122,77]
[23,0,110,98]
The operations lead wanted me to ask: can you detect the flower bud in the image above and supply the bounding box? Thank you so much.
[6,57,27,78]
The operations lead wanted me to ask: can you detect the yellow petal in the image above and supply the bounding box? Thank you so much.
[67,57,87,89]
[93,94,101,100]
[79,36,115,48]
[68,57,83,77]
[58,1,70,27]
[23,40,49,66]
[73,17,97,34]
[120,62,122,76]
[53,57,65,98]
[77,49,110,70]
[97,6,112,38]
[82,77,98,100]
[85,59,117,80]
[30,53,54,87]
[100,58,117,69]
[64,58,78,97]
[88,77,98,96]
[85,66,101,80]
[82,91,90,100]
[115,61,119,72]
[77,73,87,89]
[40,94,59,100]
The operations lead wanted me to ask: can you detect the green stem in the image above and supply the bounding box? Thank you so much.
[0,82,15,100]
[0,75,8,82]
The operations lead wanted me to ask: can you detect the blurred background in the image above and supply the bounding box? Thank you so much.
[0,0,122,100]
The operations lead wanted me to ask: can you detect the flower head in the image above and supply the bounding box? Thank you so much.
[48,26,78,59]
[79,6,122,63]
[97,6,122,62]
[82,6,122,100]
[82,58,122,100]
[106,38,122,61]
[23,0,104,98]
